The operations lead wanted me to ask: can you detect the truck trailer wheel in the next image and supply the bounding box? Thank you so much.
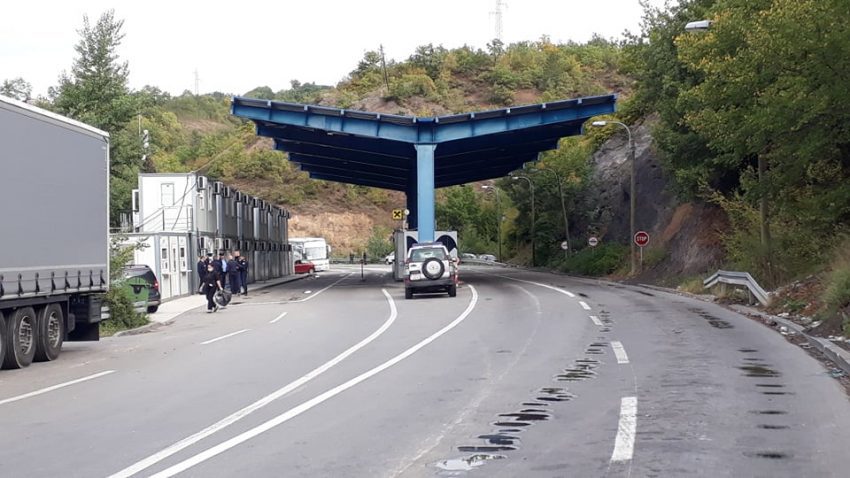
[34,304,64,362]
[3,307,37,369]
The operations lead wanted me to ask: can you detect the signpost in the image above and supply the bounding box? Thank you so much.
[588,236,599,247]
[634,231,649,270]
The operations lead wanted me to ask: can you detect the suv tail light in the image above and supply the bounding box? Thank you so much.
[153,280,159,292]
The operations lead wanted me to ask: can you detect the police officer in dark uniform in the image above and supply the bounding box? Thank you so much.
[237,252,249,295]
[201,263,222,313]
[226,253,240,295]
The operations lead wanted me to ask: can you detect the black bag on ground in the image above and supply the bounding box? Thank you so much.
[214,289,232,306]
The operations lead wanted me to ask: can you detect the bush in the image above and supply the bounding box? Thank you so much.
[101,286,148,336]
[366,226,394,260]
[824,264,850,312]
[642,246,667,269]
[559,243,627,276]
[102,235,148,335]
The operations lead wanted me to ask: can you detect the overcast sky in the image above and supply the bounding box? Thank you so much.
[1,0,668,98]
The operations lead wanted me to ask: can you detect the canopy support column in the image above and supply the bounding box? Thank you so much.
[414,144,437,242]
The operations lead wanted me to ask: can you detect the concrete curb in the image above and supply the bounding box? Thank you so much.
[113,320,174,337]
[111,274,311,336]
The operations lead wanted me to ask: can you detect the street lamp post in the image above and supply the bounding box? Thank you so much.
[591,120,637,275]
[685,19,772,276]
[534,168,570,257]
[481,185,502,261]
[511,175,536,267]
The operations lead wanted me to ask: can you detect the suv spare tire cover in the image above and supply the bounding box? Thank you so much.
[422,258,445,280]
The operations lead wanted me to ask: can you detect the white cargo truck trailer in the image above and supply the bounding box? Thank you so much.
[0,95,109,369]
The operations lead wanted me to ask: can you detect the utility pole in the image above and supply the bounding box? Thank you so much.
[490,0,507,41]
[591,120,637,275]
[535,168,570,257]
[194,69,200,96]
[482,185,502,261]
[512,175,535,267]
[379,44,390,90]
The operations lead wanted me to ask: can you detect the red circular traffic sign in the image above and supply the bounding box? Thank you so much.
[634,231,650,247]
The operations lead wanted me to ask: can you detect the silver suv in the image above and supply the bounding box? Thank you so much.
[404,243,457,299]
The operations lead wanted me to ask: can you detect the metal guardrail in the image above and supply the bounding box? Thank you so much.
[704,270,771,306]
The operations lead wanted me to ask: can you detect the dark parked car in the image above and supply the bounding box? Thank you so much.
[122,264,161,313]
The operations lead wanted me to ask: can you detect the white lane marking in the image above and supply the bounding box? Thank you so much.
[579,301,592,310]
[611,341,630,364]
[150,285,480,478]
[200,329,250,345]
[611,396,638,462]
[482,273,576,298]
[590,315,603,326]
[269,312,288,324]
[110,289,399,478]
[304,290,313,294]
[0,370,115,406]
[245,273,352,306]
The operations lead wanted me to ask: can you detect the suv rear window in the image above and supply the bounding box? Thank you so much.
[124,267,156,283]
[410,248,447,261]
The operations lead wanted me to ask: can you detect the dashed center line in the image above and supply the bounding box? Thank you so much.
[611,341,630,364]
[611,396,638,462]
[589,315,603,326]
[200,329,250,345]
[579,301,592,310]
[269,312,287,324]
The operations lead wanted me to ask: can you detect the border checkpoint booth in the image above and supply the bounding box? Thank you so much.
[231,95,616,280]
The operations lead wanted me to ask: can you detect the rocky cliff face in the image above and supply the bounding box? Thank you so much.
[579,117,726,280]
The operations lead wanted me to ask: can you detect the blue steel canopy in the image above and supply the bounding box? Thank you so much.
[231,94,616,241]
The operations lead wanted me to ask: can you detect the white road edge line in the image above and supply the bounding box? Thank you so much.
[481,272,577,298]
[150,285,479,478]
[611,341,630,364]
[269,312,288,324]
[579,301,592,310]
[110,289,399,478]
[611,396,637,462]
[589,315,603,326]
[200,329,250,345]
[0,370,116,406]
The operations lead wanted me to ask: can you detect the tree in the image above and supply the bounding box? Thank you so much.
[50,10,133,133]
[621,0,719,196]
[49,10,139,224]
[1,77,32,101]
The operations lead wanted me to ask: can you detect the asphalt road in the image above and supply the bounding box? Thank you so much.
[1,265,849,477]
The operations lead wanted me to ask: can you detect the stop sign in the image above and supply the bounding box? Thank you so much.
[634,231,650,247]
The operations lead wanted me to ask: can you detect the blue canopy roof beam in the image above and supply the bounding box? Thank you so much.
[231,94,617,243]
[308,172,407,191]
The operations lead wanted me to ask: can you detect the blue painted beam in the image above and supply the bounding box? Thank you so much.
[235,95,615,145]
[276,141,412,167]
[260,124,414,159]
[298,162,407,184]
[290,154,408,175]
[308,172,407,191]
